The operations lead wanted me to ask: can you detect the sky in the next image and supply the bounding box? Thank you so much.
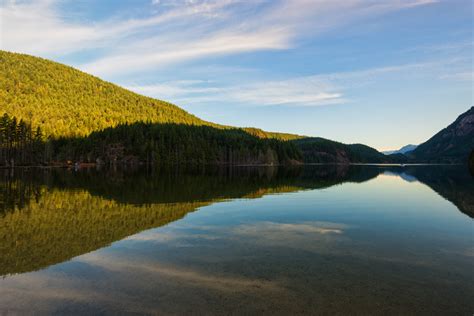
[0,0,472,151]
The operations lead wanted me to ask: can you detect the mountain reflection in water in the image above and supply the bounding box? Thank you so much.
[0,165,472,315]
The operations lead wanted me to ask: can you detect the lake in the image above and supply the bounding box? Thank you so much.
[0,165,473,315]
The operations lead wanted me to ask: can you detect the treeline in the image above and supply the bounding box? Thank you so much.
[0,113,405,167]
[0,114,303,166]
[52,122,303,165]
[293,137,395,164]
[0,113,44,166]
[0,112,418,167]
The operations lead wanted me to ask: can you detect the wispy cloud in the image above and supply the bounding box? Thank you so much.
[0,0,98,54]
[439,71,473,81]
[127,78,342,107]
[1,0,439,76]
[1,0,245,54]
[234,221,346,235]
[80,252,283,293]
[83,28,291,75]
[127,62,440,107]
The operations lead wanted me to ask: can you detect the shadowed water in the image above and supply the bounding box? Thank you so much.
[0,165,472,315]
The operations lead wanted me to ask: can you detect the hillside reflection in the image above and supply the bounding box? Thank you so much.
[0,164,471,276]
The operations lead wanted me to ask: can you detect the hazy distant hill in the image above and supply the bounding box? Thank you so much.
[0,50,299,141]
[409,107,474,163]
[383,144,418,155]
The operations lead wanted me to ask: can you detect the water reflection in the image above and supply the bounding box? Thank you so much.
[4,164,472,210]
[0,165,473,314]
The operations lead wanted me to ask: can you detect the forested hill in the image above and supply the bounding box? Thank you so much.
[0,50,300,141]
[292,137,400,164]
[409,107,474,163]
[53,122,303,166]
[0,51,213,138]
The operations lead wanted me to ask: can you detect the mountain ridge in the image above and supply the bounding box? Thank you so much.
[409,107,474,163]
[0,50,389,165]
[0,50,300,141]
[292,137,395,164]
[383,144,418,155]
[1,50,471,165]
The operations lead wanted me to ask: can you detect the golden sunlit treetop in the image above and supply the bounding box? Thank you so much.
[0,50,301,141]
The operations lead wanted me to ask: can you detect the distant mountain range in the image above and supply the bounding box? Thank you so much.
[383,144,418,155]
[0,50,472,165]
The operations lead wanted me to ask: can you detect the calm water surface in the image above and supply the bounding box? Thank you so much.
[0,165,473,315]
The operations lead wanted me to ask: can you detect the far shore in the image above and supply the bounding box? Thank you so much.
[0,162,466,170]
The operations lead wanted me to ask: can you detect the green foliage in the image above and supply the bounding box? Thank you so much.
[0,50,218,138]
[349,144,392,163]
[242,127,303,141]
[0,113,44,166]
[0,50,300,141]
[53,122,303,165]
[293,137,389,164]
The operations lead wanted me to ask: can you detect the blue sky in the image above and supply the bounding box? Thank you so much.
[1,0,472,150]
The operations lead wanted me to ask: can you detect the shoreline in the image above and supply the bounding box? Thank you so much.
[0,162,466,170]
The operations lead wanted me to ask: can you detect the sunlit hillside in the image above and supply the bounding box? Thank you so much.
[0,50,301,141]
